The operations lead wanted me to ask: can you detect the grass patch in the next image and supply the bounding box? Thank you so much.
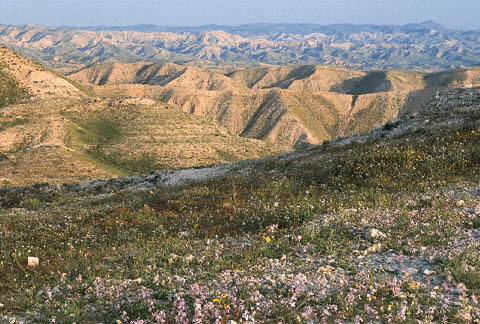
[1,112,480,322]
[0,66,30,107]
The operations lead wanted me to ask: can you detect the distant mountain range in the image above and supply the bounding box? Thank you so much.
[75,21,454,35]
[1,22,480,72]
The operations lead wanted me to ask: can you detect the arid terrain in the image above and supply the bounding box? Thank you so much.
[68,60,480,148]
[1,21,480,73]
[0,46,284,186]
[0,21,480,323]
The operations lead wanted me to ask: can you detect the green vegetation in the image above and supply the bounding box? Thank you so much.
[1,111,480,322]
[0,66,30,107]
[0,117,28,132]
[64,112,161,176]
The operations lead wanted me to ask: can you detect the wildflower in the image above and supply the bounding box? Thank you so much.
[213,298,221,304]
[265,236,271,243]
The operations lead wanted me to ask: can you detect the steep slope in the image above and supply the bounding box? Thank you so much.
[71,61,478,147]
[69,61,240,91]
[228,65,365,91]
[0,97,285,187]
[424,66,480,87]
[0,45,83,100]
[0,48,286,186]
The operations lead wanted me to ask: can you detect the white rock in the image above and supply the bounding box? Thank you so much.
[424,269,435,276]
[363,243,382,255]
[227,321,238,324]
[365,228,386,240]
[474,205,480,214]
[28,257,39,267]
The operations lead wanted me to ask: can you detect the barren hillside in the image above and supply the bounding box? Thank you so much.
[0,48,286,186]
[69,61,480,147]
[2,22,480,71]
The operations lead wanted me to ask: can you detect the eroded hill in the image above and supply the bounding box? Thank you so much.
[2,22,480,72]
[0,48,285,186]
[69,61,480,147]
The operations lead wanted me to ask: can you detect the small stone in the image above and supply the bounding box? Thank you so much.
[408,281,421,290]
[168,253,178,263]
[424,269,435,275]
[364,243,382,255]
[402,268,418,277]
[28,257,39,267]
[281,254,287,260]
[474,205,480,214]
[365,228,386,241]
[227,321,238,324]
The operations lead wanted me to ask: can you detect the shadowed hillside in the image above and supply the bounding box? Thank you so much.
[69,61,480,147]
[3,22,480,72]
[0,48,286,186]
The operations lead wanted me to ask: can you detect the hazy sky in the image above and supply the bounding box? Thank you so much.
[1,0,479,30]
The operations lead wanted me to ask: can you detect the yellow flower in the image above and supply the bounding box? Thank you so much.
[373,296,377,300]
[265,236,271,243]
[213,298,221,304]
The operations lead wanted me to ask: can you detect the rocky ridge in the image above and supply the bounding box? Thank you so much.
[1,86,478,198]
[1,22,480,72]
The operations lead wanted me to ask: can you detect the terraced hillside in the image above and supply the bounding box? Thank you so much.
[69,61,480,147]
[0,47,285,186]
[1,86,479,323]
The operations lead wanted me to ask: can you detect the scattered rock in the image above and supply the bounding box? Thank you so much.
[474,205,480,215]
[364,243,382,255]
[408,281,421,290]
[365,228,386,241]
[27,257,39,267]
[424,269,435,276]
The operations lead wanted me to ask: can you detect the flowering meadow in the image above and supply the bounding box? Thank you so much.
[1,88,480,323]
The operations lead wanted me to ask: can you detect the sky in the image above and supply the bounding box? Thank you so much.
[0,0,479,30]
